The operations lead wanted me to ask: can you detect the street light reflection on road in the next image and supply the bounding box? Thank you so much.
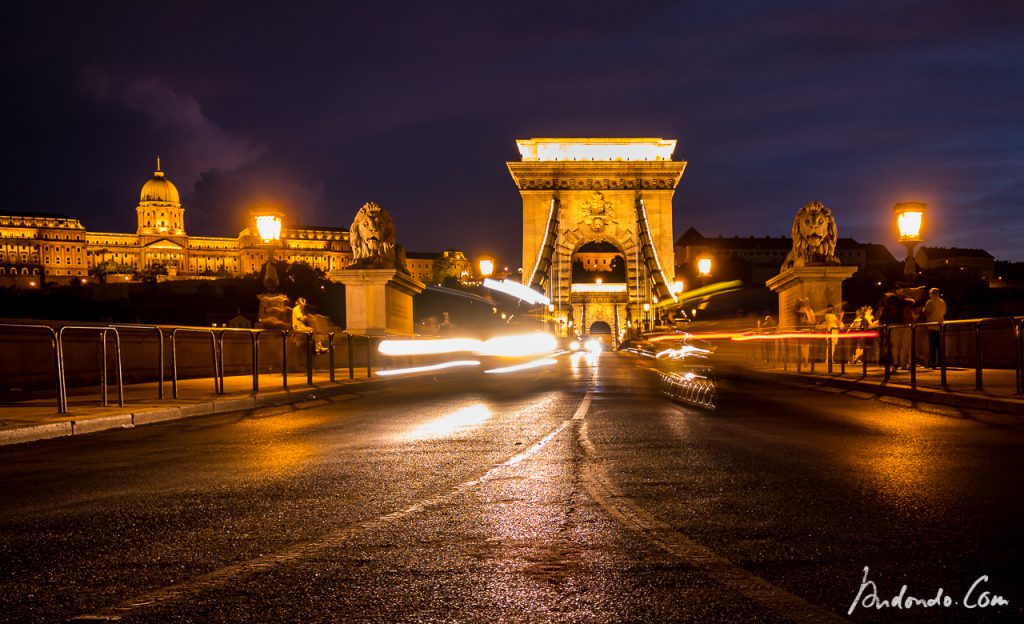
[570,350,600,369]
[404,403,492,440]
[839,409,965,507]
[238,414,323,477]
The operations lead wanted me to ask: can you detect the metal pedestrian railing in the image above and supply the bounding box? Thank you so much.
[0,320,385,414]
[0,324,64,412]
[57,325,124,408]
[747,315,1024,395]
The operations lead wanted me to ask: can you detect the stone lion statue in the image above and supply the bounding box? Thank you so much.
[782,201,840,269]
[348,201,407,272]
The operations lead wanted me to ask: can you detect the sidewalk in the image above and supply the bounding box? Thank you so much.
[0,370,381,447]
[738,359,1024,415]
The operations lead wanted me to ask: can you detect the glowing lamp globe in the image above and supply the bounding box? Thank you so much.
[697,257,712,277]
[894,202,926,243]
[478,258,494,278]
[672,280,684,294]
[255,213,283,242]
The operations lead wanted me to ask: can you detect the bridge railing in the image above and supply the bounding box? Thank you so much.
[0,320,385,414]
[742,315,1024,394]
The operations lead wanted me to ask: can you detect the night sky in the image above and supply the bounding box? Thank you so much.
[5,1,1024,265]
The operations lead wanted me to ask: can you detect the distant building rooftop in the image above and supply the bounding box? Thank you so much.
[919,246,994,259]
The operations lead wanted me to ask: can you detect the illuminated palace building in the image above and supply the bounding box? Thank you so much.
[0,162,356,287]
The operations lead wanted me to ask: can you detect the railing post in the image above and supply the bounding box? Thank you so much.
[839,328,846,375]
[347,333,355,380]
[210,332,220,394]
[366,336,373,379]
[939,322,948,389]
[862,333,868,378]
[171,330,179,399]
[975,321,983,391]
[1016,319,1024,395]
[218,332,227,395]
[909,323,917,390]
[329,333,336,383]
[251,331,259,392]
[281,331,288,389]
[101,329,109,407]
[306,333,314,386]
[827,329,834,375]
[157,328,165,400]
[51,327,66,414]
[110,328,124,407]
[883,326,892,382]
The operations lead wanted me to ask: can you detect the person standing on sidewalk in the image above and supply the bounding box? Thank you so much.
[796,297,816,365]
[819,303,843,363]
[922,287,947,368]
[878,293,901,369]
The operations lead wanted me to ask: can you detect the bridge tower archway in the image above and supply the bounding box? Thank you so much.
[507,138,687,341]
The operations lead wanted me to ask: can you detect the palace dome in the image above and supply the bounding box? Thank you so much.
[140,159,180,204]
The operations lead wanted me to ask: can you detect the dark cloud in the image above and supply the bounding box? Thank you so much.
[3,0,1023,262]
[79,69,267,193]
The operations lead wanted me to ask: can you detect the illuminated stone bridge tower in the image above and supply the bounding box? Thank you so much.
[507,138,686,342]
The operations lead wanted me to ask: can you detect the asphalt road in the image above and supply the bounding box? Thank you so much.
[0,351,1021,623]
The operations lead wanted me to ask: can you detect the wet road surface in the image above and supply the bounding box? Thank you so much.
[1,351,1021,622]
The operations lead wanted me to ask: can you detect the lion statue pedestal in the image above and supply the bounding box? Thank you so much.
[767,265,857,330]
[329,202,424,336]
[766,201,857,329]
[332,268,423,335]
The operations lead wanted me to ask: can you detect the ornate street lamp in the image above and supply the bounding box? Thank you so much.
[643,302,651,333]
[697,256,712,292]
[477,257,494,279]
[697,256,712,278]
[253,210,284,290]
[894,202,926,281]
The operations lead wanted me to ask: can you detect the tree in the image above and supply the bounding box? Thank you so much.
[432,251,472,285]
[136,262,168,283]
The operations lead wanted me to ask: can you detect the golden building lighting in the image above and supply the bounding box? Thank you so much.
[0,161,359,286]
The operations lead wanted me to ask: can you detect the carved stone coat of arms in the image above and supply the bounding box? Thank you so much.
[580,191,615,233]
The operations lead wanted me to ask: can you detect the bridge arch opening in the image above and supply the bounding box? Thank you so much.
[571,241,626,284]
[589,321,612,335]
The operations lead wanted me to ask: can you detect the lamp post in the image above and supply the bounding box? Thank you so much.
[643,302,651,333]
[697,256,712,287]
[254,211,284,289]
[894,202,926,282]
[477,257,495,280]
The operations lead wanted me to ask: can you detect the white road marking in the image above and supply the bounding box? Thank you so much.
[577,419,849,624]
[74,415,575,620]
[572,391,593,420]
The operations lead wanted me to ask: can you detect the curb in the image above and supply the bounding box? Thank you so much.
[0,421,73,446]
[0,377,392,448]
[730,368,1024,416]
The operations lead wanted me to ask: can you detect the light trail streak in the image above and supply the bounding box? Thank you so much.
[483,357,558,374]
[375,360,480,377]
